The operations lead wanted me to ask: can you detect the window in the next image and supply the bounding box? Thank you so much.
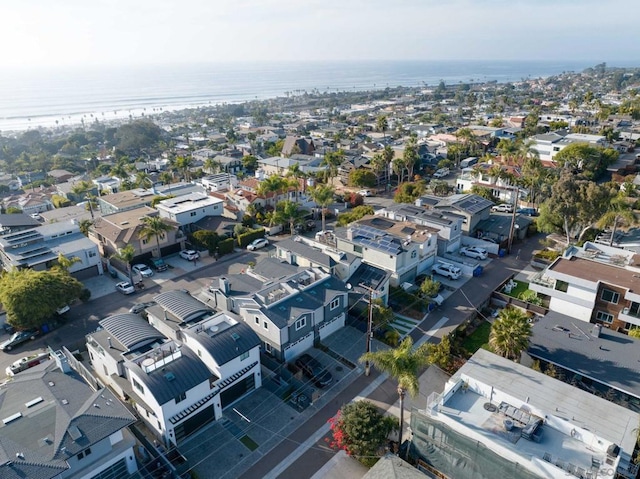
[354,245,363,254]
[601,289,619,304]
[596,311,614,323]
[295,317,306,331]
[78,448,92,459]
[88,250,96,257]
[263,321,268,330]
[190,211,197,217]
[175,392,186,404]
[132,377,144,394]
[555,280,569,293]
[264,343,272,353]
[255,316,260,324]
[240,351,249,361]
[142,239,148,245]
[330,298,340,310]
[411,250,417,259]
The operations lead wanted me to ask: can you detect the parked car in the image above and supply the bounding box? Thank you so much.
[0,329,40,351]
[149,258,168,272]
[55,304,70,315]
[132,264,154,277]
[459,246,488,260]
[247,238,269,251]
[295,353,333,387]
[517,207,538,216]
[491,203,514,213]
[432,262,462,280]
[357,189,373,197]
[6,352,50,376]
[433,168,450,179]
[115,281,136,295]
[179,249,200,261]
[129,301,157,314]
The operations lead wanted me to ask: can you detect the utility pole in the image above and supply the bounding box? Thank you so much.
[360,284,375,376]
[507,185,519,253]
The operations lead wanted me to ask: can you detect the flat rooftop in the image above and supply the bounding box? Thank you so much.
[426,349,638,479]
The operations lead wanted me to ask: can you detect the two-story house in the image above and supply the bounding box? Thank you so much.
[0,357,137,479]
[87,304,261,447]
[206,267,349,361]
[530,132,606,163]
[88,206,183,260]
[333,216,439,287]
[155,192,223,233]
[417,193,494,235]
[0,221,103,277]
[455,162,521,204]
[529,242,640,332]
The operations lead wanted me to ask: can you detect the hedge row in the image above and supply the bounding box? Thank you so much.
[237,227,266,248]
[217,237,235,255]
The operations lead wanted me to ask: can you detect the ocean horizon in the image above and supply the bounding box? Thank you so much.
[0,59,630,133]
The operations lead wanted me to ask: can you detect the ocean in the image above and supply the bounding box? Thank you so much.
[0,60,602,132]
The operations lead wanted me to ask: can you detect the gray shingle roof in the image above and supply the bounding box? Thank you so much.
[275,238,336,269]
[125,347,214,405]
[99,313,165,350]
[249,257,300,280]
[184,322,260,366]
[528,311,640,399]
[0,362,134,479]
[154,290,213,323]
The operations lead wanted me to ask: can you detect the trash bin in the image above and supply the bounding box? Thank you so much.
[498,249,506,258]
[473,265,484,277]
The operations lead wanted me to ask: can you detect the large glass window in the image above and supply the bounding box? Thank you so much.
[596,311,614,323]
[601,289,620,304]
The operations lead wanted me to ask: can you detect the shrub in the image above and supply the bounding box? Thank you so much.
[217,237,235,255]
[237,227,266,248]
[337,205,374,226]
[51,194,71,208]
[348,192,364,207]
[79,288,92,302]
[192,230,220,254]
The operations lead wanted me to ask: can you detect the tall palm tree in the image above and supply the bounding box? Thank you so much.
[175,155,194,181]
[257,175,287,199]
[204,158,221,175]
[489,308,532,360]
[112,244,136,286]
[78,219,93,237]
[287,162,307,199]
[376,115,389,140]
[138,216,175,259]
[110,162,129,181]
[360,337,431,449]
[136,171,153,189]
[274,200,302,236]
[597,192,636,246]
[309,184,335,232]
[321,150,344,185]
[403,136,419,181]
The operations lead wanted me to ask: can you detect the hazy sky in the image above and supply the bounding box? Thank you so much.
[3,0,639,68]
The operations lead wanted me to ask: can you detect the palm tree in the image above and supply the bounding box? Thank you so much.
[403,136,419,181]
[309,184,335,232]
[274,200,302,236]
[376,115,389,139]
[112,244,136,286]
[360,337,431,450]
[78,219,93,237]
[489,308,532,360]
[136,171,153,189]
[138,216,175,259]
[175,155,194,181]
[370,153,387,185]
[257,175,287,199]
[597,192,636,246]
[287,162,307,199]
[204,158,221,175]
[321,150,344,185]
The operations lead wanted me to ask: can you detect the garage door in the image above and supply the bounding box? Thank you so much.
[220,374,256,409]
[174,404,215,444]
[319,313,345,340]
[283,332,314,362]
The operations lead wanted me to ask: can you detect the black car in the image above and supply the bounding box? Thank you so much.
[295,353,333,387]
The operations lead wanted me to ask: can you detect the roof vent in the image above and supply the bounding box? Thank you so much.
[231,333,240,342]
[48,381,55,387]
[69,425,83,441]
[164,372,176,382]
[16,453,24,460]
[62,399,69,405]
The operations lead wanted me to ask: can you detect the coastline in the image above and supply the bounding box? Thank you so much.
[0,60,605,133]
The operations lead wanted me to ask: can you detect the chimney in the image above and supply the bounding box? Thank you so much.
[415,198,423,207]
[219,277,230,295]
[52,349,72,374]
[347,228,354,241]
[107,337,113,348]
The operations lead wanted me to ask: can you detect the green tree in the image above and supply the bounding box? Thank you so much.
[0,268,84,330]
[54,253,81,272]
[114,120,163,154]
[376,115,388,139]
[419,276,441,300]
[628,328,640,339]
[309,184,335,232]
[138,216,175,259]
[348,169,376,188]
[242,155,258,172]
[135,171,153,189]
[394,181,425,203]
[204,157,221,174]
[78,219,93,237]
[597,191,636,246]
[403,136,419,180]
[175,155,194,181]
[371,298,394,331]
[489,308,532,360]
[424,335,453,371]
[360,337,431,448]
[321,150,345,185]
[553,143,618,180]
[274,200,303,235]
[328,400,396,467]
[111,244,136,286]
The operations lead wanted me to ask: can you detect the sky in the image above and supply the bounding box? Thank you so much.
[2,0,640,68]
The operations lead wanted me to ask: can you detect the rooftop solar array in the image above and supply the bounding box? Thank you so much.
[350,224,403,255]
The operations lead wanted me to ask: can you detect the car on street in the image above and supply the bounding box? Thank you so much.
[433,168,450,179]
[179,249,200,261]
[491,203,514,213]
[517,207,538,216]
[247,238,269,251]
[295,353,333,387]
[0,329,40,351]
[129,301,157,314]
[115,281,135,295]
[357,189,373,197]
[432,262,462,280]
[459,246,488,260]
[132,264,154,277]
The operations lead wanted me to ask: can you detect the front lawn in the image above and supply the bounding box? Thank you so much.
[503,280,529,298]
[460,321,492,356]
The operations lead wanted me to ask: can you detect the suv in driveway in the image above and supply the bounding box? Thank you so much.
[432,262,462,280]
[491,203,514,213]
[459,246,488,260]
[295,353,333,387]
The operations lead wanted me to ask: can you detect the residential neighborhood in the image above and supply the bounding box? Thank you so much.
[1,63,640,479]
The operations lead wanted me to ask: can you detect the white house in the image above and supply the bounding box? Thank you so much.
[156,192,223,230]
